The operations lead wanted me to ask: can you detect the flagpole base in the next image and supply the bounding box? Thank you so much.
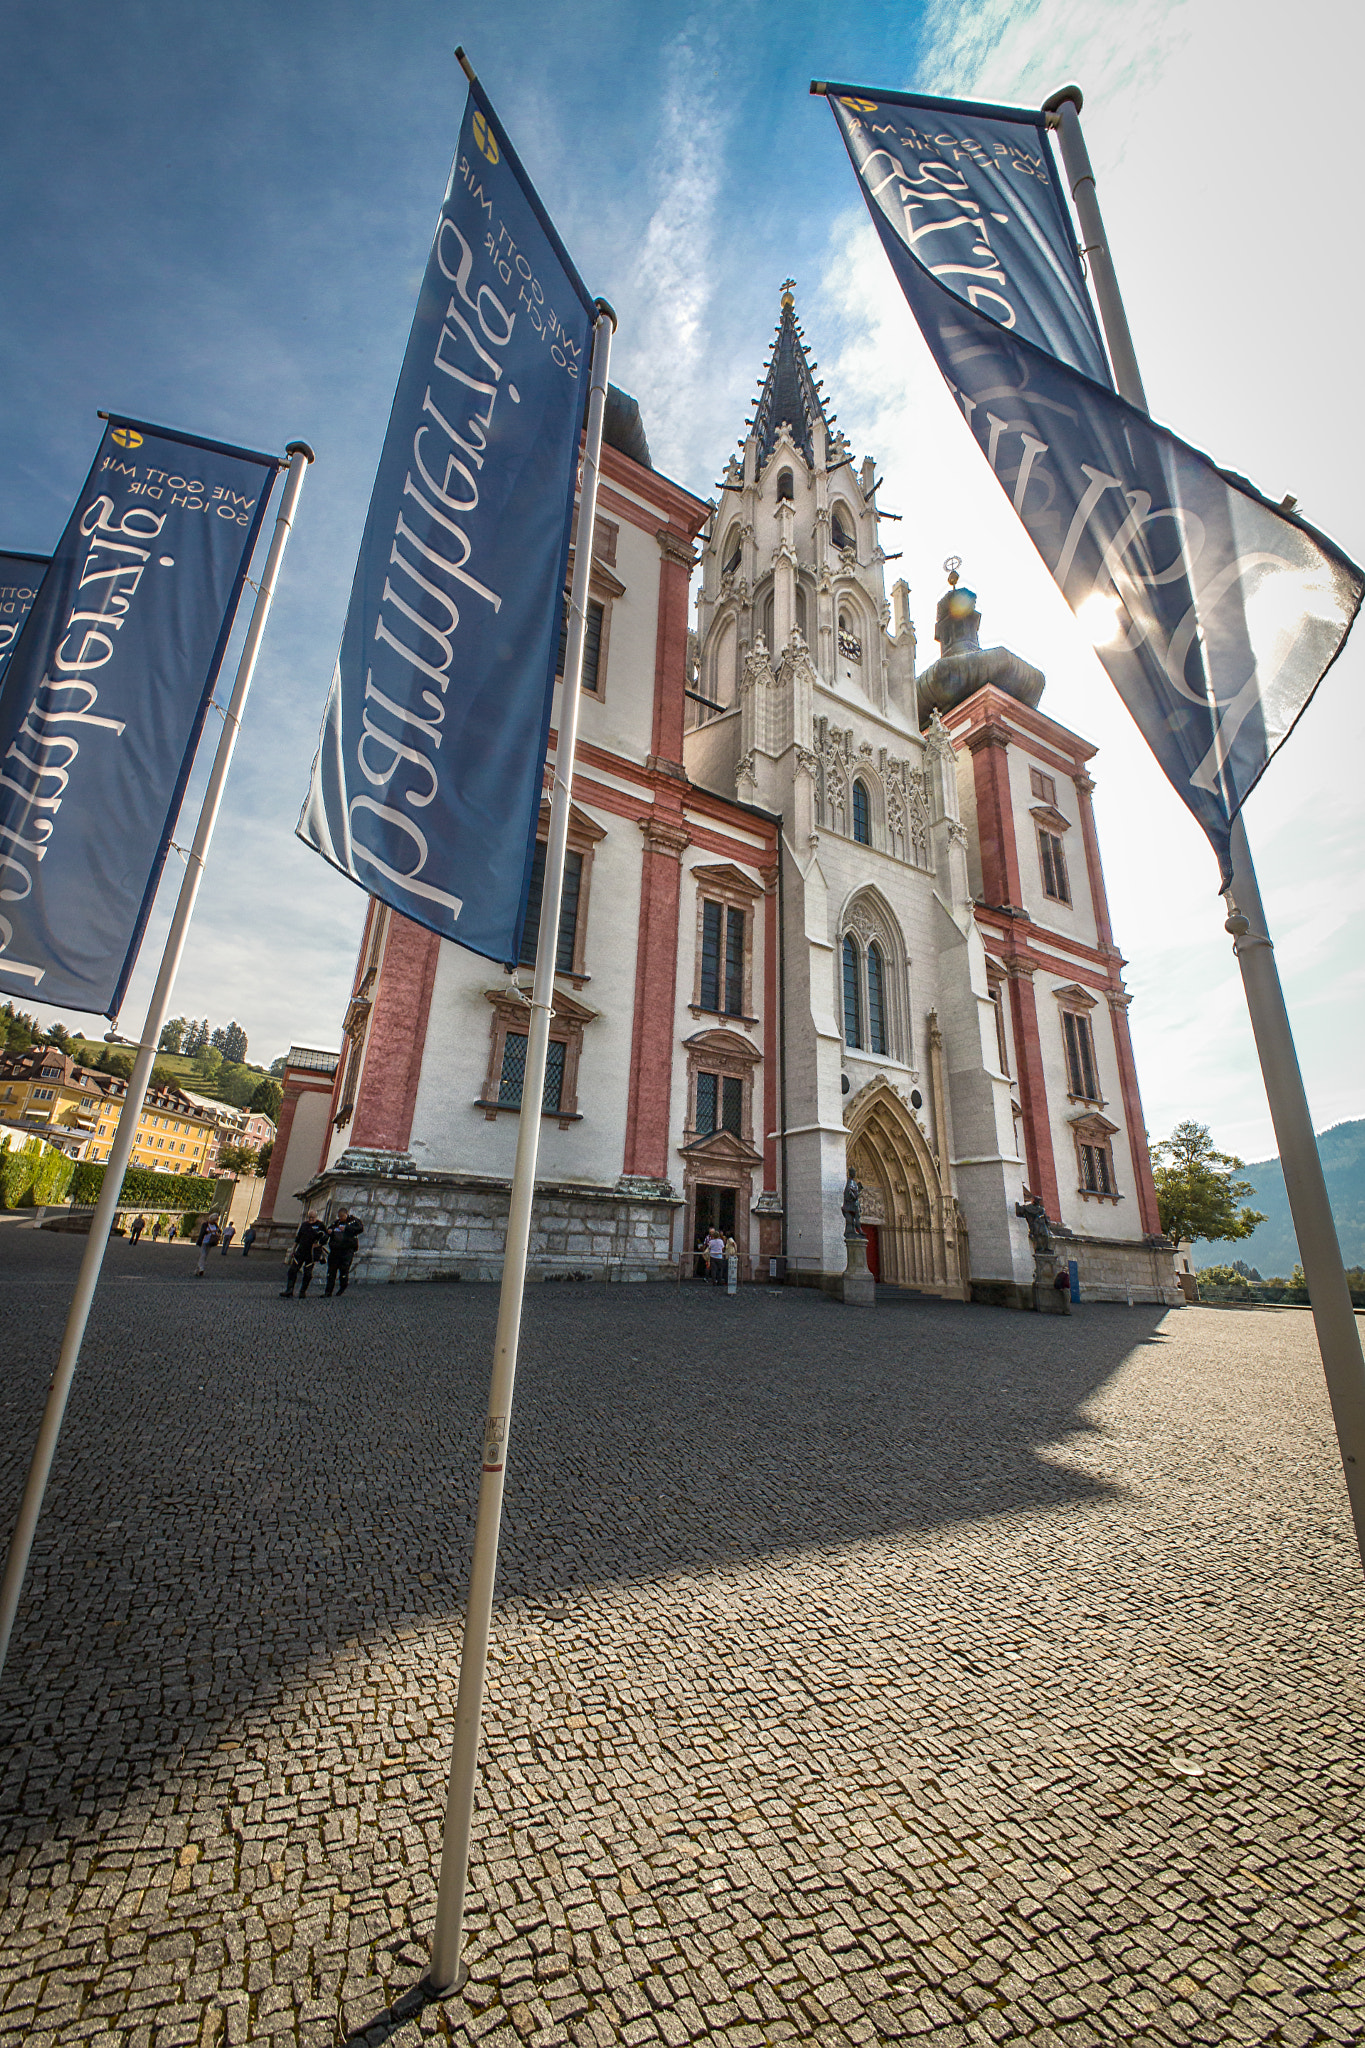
[424,1963,468,1999]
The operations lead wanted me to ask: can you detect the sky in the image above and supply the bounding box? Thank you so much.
[1,0,1361,1163]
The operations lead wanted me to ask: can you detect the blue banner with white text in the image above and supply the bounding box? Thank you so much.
[0,419,278,1014]
[826,85,1363,886]
[297,80,595,963]
[0,553,48,694]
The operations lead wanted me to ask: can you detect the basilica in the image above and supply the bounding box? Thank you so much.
[260,286,1177,1306]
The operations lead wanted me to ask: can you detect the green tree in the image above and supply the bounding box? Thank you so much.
[255,1140,273,1178]
[1152,1121,1266,1245]
[217,1142,259,1177]
[195,1043,223,1080]
[249,1077,282,1120]
[159,1017,187,1054]
[150,1063,177,1091]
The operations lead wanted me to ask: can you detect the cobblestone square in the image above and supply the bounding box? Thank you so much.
[1,1226,1362,2046]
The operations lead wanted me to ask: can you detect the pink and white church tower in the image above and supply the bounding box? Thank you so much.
[686,286,1173,1302]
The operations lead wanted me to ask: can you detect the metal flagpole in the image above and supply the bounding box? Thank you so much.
[1043,84,1365,1568]
[0,441,314,1680]
[427,303,615,1998]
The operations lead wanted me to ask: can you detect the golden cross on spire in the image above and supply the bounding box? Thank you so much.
[780,277,796,309]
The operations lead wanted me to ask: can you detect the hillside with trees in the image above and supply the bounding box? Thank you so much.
[1198,1119,1365,1277]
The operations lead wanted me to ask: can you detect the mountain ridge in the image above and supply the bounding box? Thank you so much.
[1193,1117,1365,1276]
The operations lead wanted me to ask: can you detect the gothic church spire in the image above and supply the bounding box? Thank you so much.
[751,281,831,469]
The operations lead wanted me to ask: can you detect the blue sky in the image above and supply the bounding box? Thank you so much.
[2,0,1361,1162]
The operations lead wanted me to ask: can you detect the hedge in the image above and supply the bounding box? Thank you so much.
[68,1162,217,1211]
[0,1138,75,1209]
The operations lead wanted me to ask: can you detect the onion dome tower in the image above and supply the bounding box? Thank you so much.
[915,559,1045,726]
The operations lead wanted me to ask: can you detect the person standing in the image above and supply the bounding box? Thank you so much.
[707,1228,726,1286]
[281,1212,327,1298]
[220,1221,236,1255]
[241,1223,256,1257]
[323,1209,365,1297]
[151,1219,162,1243]
[195,1218,220,1276]
[128,1215,144,1244]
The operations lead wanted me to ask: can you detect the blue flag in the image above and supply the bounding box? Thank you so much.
[297,80,595,963]
[825,85,1364,886]
[0,553,48,694]
[0,419,279,1014]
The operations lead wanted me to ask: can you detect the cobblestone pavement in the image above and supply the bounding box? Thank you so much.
[1,1224,1362,2048]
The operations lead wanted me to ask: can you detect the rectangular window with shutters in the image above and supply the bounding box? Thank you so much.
[556,596,605,692]
[724,908,744,1015]
[1030,766,1058,807]
[1062,1009,1101,1101]
[1038,828,1071,904]
[498,1032,566,1114]
[721,1074,742,1135]
[699,900,723,1011]
[518,843,583,972]
[1080,1142,1114,1195]
[696,1071,718,1135]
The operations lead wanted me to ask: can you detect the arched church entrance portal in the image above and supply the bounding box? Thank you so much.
[846,1082,968,1299]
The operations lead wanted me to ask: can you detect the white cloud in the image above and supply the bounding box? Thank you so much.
[615,24,726,482]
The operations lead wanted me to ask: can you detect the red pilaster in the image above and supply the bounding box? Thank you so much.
[350,912,441,1152]
[650,529,696,778]
[1108,991,1163,1235]
[761,863,779,1195]
[964,723,1024,908]
[1073,769,1115,951]
[1006,963,1061,1219]
[259,1088,299,1223]
[622,812,690,1177]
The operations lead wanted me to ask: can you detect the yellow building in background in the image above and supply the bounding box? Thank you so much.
[0,1049,217,1174]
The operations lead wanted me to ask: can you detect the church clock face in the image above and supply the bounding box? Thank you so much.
[837,607,863,690]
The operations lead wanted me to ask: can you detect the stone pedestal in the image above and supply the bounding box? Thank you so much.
[839,1232,876,1307]
[1033,1248,1071,1314]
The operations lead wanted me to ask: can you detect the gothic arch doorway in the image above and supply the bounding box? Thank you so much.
[846,1078,969,1299]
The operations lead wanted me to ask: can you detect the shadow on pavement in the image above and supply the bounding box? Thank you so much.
[0,1227,1170,1819]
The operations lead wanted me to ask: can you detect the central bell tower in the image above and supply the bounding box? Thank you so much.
[689,281,917,764]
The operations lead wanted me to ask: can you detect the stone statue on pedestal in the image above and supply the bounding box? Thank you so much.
[842,1171,864,1239]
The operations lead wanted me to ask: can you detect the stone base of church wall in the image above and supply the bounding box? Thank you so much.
[301,1153,680,1285]
[1068,1232,1182,1305]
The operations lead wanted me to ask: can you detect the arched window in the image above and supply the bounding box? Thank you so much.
[842,936,862,1049]
[795,582,807,639]
[762,588,774,648]
[776,468,794,502]
[721,523,742,577]
[867,942,887,1055]
[831,504,855,552]
[852,779,871,845]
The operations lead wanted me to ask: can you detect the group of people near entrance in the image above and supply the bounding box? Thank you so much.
[281,1209,364,1298]
[694,1229,738,1285]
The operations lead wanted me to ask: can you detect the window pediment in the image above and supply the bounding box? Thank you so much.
[484,986,598,1026]
[1030,803,1071,832]
[1053,983,1097,1010]
[1070,1109,1119,1138]
[683,1027,761,1066]
[690,861,764,900]
[534,797,607,849]
[680,1127,763,1168]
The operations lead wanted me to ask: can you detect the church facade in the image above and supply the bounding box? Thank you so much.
[294,292,1176,1306]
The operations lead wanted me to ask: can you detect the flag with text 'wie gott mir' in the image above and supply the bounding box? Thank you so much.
[0,422,279,1015]
[297,81,594,964]
[823,84,1363,887]
[0,554,48,693]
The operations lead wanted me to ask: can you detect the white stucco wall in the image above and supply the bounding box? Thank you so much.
[406,798,643,1190]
